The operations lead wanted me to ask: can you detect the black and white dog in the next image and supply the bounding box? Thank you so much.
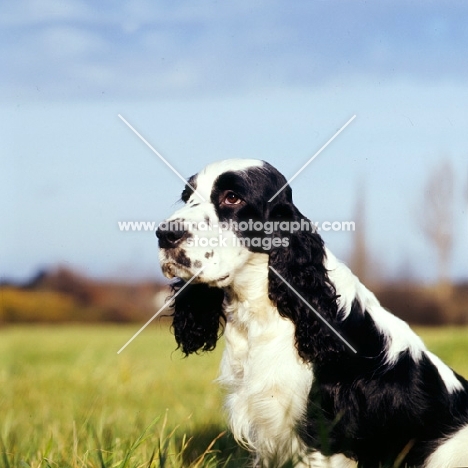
[156,159,468,468]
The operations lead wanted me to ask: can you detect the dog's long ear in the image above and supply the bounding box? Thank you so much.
[267,199,342,363]
[171,280,225,356]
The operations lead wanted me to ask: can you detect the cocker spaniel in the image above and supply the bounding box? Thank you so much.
[156,159,468,468]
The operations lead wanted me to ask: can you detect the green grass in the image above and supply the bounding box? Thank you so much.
[415,326,468,376]
[0,325,467,467]
[0,324,247,468]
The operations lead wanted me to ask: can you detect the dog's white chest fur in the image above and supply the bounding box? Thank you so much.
[218,260,313,464]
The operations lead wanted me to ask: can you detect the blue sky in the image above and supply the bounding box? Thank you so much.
[1,0,468,282]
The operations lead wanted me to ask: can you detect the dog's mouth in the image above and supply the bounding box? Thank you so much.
[161,259,231,287]
[160,261,190,279]
[160,247,193,276]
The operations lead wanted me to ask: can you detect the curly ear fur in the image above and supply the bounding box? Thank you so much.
[171,280,225,355]
[267,201,344,363]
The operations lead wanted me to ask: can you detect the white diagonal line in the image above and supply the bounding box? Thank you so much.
[117,266,206,354]
[268,114,357,202]
[269,266,357,354]
[118,114,205,202]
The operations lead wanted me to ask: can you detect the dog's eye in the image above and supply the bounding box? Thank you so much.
[223,192,243,205]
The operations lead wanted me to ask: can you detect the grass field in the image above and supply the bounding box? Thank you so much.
[0,325,467,467]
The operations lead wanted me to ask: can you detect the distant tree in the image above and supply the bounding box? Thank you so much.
[350,181,368,283]
[465,165,468,209]
[349,179,387,285]
[418,159,454,286]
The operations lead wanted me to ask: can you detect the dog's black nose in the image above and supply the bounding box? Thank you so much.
[156,225,188,249]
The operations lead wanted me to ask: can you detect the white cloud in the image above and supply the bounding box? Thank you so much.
[2,0,468,102]
[0,0,92,26]
[39,26,109,59]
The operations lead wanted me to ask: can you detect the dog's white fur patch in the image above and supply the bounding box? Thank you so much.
[424,423,468,468]
[219,253,314,464]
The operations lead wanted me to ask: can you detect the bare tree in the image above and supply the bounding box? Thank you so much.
[349,179,387,286]
[465,166,468,208]
[350,181,367,283]
[418,159,454,285]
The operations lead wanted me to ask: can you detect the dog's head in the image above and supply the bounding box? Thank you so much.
[157,159,338,358]
[157,159,295,287]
